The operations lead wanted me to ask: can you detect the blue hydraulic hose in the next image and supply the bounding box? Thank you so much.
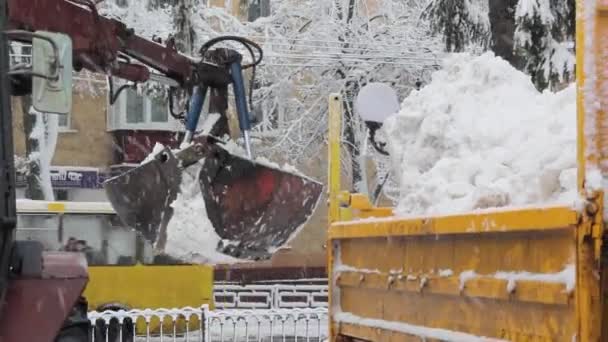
[185,85,209,133]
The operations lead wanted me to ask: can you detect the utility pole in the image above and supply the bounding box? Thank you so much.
[335,0,363,193]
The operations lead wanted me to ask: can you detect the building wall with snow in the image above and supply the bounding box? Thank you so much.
[12,90,113,168]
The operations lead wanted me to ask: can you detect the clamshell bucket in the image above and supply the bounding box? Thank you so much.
[104,139,323,260]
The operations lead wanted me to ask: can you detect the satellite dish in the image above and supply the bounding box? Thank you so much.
[355,83,400,123]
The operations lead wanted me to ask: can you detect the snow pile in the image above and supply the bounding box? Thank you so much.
[163,161,238,264]
[135,140,240,263]
[384,52,577,216]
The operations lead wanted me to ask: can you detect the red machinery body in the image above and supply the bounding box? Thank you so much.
[0,252,88,342]
[0,1,323,339]
[7,0,194,85]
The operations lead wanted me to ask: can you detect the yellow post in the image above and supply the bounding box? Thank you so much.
[576,0,587,192]
[575,1,605,340]
[576,0,608,193]
[327,93,343,342]
[328,93,343,225]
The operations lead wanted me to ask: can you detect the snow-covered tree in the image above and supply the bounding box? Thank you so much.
[424,0,574,91]
[171,0,197,54]
[422,0,491,52]
[513,0,575,90]
[192,0,441,191]
[99,0,441,193]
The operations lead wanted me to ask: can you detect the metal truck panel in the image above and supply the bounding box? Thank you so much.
[0,252,88,342]
[329,208,580,341]
[325,1,608,340]
[83,264,214,334]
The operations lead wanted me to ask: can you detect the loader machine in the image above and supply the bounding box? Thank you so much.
[0,0,321,340]
[7,0,322,260]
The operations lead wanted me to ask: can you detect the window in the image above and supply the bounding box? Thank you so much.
[108,79,180,131]
[57,113,70,130]
[150,96,168,122]
[54,189,69,201]
[9,42,32,66]
[248,0,270,21]
[16,214,61,250]
[20,45,32,65]
[125,88,145,124]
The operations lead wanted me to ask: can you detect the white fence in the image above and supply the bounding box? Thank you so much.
[213,284,328,310]
[88,305,328,342]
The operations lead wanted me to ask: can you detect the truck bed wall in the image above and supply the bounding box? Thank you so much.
[328,206,602,341]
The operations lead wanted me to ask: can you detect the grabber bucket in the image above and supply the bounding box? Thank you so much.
[103,138,323,260]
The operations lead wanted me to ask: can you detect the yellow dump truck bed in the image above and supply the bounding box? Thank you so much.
[326,3,607,338]
[328,205,594,341]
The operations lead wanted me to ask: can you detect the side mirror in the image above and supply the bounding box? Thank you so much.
[32,31,72,115]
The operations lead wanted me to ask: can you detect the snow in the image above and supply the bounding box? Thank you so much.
[135,130,318,263]
[494,264,576,293]
[219,138,314,181]
[464,0,491,32]
[384,52,577,216]
[438,269,454,277]
[200,113,221,135]
[459,270,478,291]
[163,161,239,264]
[335,264,381,274]
[140,142,166,165]
[335,260,575,294]
[14,155,29,175]
[28,109,59,201]
[515,0,554,27]
[334,312,506,342]
[458,265,575,294]
[582,0,604,193]
[98,1,174,44]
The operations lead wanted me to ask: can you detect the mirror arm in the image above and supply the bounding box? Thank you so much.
[8,69,59,82]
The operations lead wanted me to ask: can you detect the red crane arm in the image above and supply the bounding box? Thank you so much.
[6,0,196,86]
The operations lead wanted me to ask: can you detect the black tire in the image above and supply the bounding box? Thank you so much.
[55,326,89,342]
[55,296,91,342]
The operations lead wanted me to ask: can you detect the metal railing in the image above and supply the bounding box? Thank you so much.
[213,284,328,310]
[88,305,329,342]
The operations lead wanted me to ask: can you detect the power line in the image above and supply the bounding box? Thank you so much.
[259,42,441,57]
[263,54,439,67]
[265,51,440,62]
[206,34,441,51]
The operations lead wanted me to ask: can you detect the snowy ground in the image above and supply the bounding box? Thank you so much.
[384,52,577,216]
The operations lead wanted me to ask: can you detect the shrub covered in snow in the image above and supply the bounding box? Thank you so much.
[384,52,576,216]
